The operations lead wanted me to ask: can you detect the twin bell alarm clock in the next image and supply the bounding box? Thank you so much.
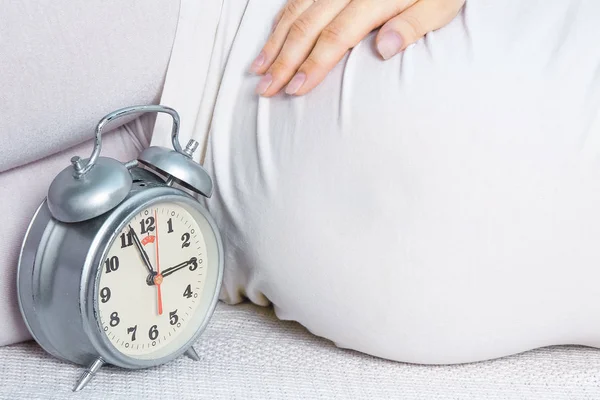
[17,105,223,391]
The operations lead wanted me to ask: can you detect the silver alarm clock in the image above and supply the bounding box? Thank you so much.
[17,105,223,391]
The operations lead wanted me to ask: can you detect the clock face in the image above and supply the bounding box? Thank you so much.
[97,202,208,357]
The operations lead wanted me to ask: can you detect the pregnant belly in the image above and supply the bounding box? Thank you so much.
[202,0,600,363]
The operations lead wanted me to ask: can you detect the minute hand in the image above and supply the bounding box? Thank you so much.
[161,257,198,279]
[129,225,154,274]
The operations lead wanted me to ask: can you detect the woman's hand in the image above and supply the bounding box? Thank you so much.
[251,0,465,96]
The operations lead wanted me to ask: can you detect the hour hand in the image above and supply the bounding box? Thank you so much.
[160,257,197,279]
[129,225,154,274]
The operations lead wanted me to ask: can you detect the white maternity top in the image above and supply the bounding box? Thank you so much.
[153,0,600,363]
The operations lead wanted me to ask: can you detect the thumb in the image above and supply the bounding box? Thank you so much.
[376,0,464,60]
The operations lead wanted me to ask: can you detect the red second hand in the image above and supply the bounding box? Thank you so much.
[153,209,163,315]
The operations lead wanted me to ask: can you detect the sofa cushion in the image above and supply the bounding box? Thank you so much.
[1,302,599,399]
[0,0,179,173]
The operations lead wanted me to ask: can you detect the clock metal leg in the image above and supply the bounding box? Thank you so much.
[73,357,105,392]
[185,347,201,361]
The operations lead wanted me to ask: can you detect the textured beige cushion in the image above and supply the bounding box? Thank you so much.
[1,302,599,399]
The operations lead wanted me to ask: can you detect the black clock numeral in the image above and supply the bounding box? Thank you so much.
[149,325,159,340]
[183,284,193,299]
[181,232,191,248]
[127,325,137,341]
[120,231,133,248]
[167,218,174,233]
[104,256,120,274]
[110,312,120,327]
[169,310,179,326]
[140,216,155,234]
[100,287,111,303]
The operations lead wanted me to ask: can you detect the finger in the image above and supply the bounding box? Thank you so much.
[376,0,465,60]
[250,0,317,75]
[258,0,351,97]
[284,0,417,96]
[272,8,284,31]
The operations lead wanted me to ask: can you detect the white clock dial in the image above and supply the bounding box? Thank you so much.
[97,202,207,357]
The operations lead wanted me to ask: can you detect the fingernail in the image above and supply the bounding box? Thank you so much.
[377,31,403,60]
[251,51,266,72]
[285,72,306,95]
[256,73,273,95]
